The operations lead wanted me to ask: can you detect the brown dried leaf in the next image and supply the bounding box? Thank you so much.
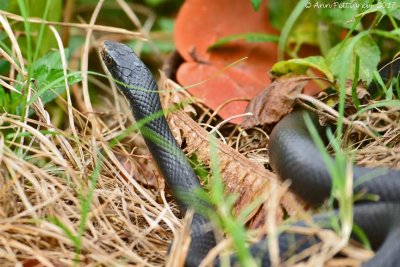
[241,76,311,129]
[167,109,304,222]
[345,79,370,100]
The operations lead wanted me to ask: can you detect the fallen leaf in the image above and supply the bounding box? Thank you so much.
[177,62,264,123]
[241,76,311,129]
[174,0,278,123]
[168,109,304,220]
[159,77,306,220]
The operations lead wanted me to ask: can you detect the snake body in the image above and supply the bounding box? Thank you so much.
[101,41,400,267]
[101,41,215,266]
[269,111,400,205]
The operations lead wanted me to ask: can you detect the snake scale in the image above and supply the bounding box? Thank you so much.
[100,41,400,267]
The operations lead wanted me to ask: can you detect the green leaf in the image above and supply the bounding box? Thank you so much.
[0,84,25,115]
[320,0,370,29]
[250,0,262,11]
[271,56,334,81]
[327,35,380,84]
[32,49,82,105]
[208,33,279,50]
[34,49,67,72]
[269,0,374,56]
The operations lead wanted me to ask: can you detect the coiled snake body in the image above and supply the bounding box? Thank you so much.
[101,41,400,267]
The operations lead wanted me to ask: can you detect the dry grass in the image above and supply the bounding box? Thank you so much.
[353,106,400,168]
[0,2,179,266]
[0,69,180,266]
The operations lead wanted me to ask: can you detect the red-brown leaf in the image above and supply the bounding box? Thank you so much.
[241,76,311,129]
[174,0,278,123]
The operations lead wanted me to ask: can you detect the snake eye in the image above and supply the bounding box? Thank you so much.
[105,54,113,65]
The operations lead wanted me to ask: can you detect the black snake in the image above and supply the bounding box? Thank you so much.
[100,40,400,267]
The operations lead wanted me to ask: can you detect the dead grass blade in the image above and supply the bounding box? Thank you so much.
[0,10,143,38]
[0,15,26,76]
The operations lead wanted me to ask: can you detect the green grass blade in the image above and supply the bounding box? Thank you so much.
[351,55,361,110]
[17,0,32,68]
[277,0,308,61]
[33,0,52,62]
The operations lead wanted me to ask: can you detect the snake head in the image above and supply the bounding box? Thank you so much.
[101,41,139,83]
[100,40,157,98]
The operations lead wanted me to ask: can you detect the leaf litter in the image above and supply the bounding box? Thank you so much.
[241,75,312,129]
